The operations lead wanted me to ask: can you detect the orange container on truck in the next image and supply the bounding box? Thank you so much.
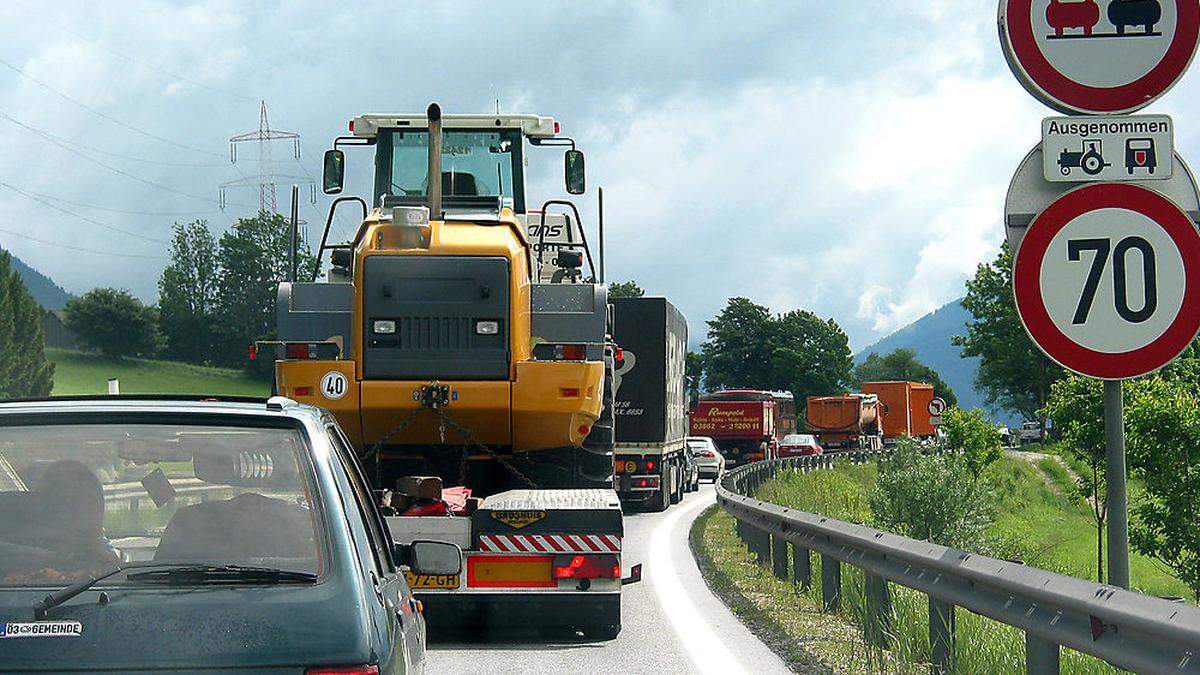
[861,381,938,443]
[805,394,882,451]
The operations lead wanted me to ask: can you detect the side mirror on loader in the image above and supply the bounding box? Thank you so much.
[323,149,345,195]
[565,149,586,195]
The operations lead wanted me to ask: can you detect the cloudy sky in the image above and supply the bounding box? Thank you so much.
[1,1,1197,351]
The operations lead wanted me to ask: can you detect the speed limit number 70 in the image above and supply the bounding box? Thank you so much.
[1014,183,1200,380]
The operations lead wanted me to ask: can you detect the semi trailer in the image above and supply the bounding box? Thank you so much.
[609,297,689,512]
[688,390,792,467]
[805,393,883,451]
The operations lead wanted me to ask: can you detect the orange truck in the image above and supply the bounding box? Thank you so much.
[860,381,938,444]
[805,394,883,451]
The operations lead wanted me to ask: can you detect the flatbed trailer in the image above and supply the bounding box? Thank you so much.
[387,488,627,637]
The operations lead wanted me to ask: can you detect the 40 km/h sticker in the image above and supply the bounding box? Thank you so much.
[1014,183,1200,379]
[1000,0,1200,113]
[320,371,349,400]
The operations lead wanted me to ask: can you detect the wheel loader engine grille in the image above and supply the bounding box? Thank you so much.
[363,255,510,380]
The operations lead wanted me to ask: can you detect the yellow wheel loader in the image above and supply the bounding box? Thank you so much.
[272,104,615,494]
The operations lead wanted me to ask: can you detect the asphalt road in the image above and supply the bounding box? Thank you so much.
[425,482,791,674]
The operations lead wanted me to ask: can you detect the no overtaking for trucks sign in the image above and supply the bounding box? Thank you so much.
[1000,0,1200,113]
[1013,182,1200,379]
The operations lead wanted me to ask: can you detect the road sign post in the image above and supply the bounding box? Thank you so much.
[1104,379,1130,589]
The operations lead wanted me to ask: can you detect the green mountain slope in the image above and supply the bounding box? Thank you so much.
[856,299,1014,422]
[3,249,73,310]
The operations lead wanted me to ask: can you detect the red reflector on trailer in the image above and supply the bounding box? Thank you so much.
[348,120,355,133]
[286,343,312,359]
[578,425,590,435]
[294,386,313,396]
[561,345,586,360]
[554,121,561,134]
[248,344,257,360]
[645,460,656,471]
[561,388,580,397]
[307,667,378,675]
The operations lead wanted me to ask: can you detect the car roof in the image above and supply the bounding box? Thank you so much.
[0,395,326,423]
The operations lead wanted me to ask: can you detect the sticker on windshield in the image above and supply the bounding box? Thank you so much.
[0,621,82,639]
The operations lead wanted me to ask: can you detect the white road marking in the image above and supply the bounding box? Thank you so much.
[648,493,746,675]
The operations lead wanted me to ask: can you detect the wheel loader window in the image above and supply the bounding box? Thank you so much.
[385,129,520,209]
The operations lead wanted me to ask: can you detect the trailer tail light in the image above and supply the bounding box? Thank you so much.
[554,121,561,134]
[348,120,355,133]
[308,667,378,675]
[560,344,587,360]
[637,477,660,488]
[286,343,314,359]
[644,460,656,471]
[294,386,313,397]
[553,554,620,580]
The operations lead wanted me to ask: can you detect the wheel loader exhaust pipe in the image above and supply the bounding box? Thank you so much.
[427,102,442,219]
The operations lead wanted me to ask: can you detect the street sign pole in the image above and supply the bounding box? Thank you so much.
[1104,380,1130,589]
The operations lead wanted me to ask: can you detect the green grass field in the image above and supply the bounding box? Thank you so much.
[47,349,270,397]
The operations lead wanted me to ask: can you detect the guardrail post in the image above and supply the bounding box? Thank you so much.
[865,573,892,648]
[821,554,840,611]
[1025,634,1060,675]
[771,534,788,580]
[929,596,955,674]
[754,526,770,567]
[792,544,811,591]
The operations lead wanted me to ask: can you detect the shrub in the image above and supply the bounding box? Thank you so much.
[870,439,994,550]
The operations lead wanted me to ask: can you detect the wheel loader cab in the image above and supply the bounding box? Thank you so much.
[273,107,614,494]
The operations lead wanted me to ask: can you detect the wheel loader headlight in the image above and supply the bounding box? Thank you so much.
[374,320,396,334]
[476,320,499,335]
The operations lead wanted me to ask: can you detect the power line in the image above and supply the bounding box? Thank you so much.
[0,225,165,260]
[0,109,258,209]
[0,54,226,158]
[0,180,168,244]
[12,0,258,104]
[24,191,217,218]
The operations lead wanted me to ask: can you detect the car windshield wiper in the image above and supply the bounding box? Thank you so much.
[124,564,318,585]
[33,561,213,619]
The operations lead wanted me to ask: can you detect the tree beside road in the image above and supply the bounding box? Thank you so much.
[0,251,54,397]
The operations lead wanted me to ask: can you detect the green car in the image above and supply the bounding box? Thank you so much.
[0,396,460,674]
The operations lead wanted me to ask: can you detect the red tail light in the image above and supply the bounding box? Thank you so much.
[348,120,355,133]
[645,460,656,471]
[286,343,313,359]
[552,555,619,580]
[308,666,378,675]
[561,344,586,360]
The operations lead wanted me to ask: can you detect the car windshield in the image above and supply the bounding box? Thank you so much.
[782,434,815,445]
[386,129,520,208]
[0,423,323,587]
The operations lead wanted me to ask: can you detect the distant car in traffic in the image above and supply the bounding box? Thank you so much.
[778,433,824,457]
[1019,420,1045,445]
[0,396,461,674]
[685,436,725,481]
[682,444,701,492]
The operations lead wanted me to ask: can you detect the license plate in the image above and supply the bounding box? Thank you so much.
[405,571,460,590]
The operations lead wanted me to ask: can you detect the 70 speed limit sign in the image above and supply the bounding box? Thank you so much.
[1014,182,1200,379]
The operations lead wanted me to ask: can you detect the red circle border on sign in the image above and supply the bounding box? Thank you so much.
[1005,0,1200,113]
[1014,183,1200,379]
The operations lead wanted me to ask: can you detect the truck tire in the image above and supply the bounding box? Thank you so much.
[575,361,617,488]
[650,469,670,512]
[669,461,682,504]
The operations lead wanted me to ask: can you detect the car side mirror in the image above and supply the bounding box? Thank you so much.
[399,540,463,576]
[323,149,345,195]
[565,149,585,195]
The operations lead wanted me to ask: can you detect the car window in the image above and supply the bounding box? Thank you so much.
[0,422,324,588]
[325,426,393,574]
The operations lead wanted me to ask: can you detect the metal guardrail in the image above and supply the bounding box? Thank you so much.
[716,455,1200,675]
